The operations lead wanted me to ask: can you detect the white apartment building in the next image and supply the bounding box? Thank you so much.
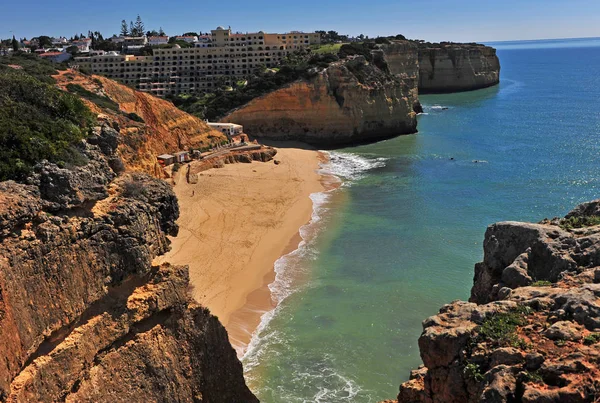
[76,26,321,97]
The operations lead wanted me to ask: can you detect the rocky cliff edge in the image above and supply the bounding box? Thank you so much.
[417,42,500,94]
[223,41,421,147]
[391,200,600,402]
[0,126,257,402]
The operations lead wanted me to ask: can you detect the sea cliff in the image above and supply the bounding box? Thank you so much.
[418,42,500,93]
[0,126,257,402]
[223,40,421,147]
[222,40,500,146]
[385,200,600,403]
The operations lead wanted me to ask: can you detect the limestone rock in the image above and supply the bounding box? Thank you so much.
[0,146,256,401]
[395,199,600,403]
[418,43,500,93]
[543,321,583,341]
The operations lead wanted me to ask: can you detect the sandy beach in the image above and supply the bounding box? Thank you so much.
[155,147,326,353]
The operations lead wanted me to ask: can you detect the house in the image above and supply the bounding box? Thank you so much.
[174,151,190,163]
[110,35,125,44]
[72,38,92,53]
[123,36,148,47]
[148,36,169,46]
[207,122,244,137]
[52,37,68,46]
[175,35,198,44]
[38,52,72,63]
[157,154,175,166]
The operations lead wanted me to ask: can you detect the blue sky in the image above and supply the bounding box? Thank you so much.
[3,0,600,43]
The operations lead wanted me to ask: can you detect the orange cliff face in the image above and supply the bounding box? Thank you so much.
[223,40,421,147]
[53,71,226,175]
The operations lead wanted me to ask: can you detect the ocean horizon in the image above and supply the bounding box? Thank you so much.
[242,36,600,402]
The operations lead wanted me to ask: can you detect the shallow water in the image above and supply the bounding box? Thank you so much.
[243,37,600,402]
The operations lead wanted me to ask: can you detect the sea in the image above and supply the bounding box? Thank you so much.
[242,37,600,402]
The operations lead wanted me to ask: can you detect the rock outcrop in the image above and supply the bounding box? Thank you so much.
[389,200,600,403]
[0,133,256,402]
[223,40,420,147]
[417,42,500,93]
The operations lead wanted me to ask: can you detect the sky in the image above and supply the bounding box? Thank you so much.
[3,0,600,43]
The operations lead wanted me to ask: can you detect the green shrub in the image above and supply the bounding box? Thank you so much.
[0,52,58,83]
[583,333,600,346]
[559,215,600,230]
[531,280,553,287]
[122,179,148,199]
[523,370,544,384]
[0,69,95,181]
[476,306,531,348]
[66,83,119,111]
[464,363,484,382]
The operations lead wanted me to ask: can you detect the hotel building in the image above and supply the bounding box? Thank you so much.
[74,26,320,97]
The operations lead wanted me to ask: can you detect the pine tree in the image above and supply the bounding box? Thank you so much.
[129,21,135,36]
[120,20,129,36]
[11,35,19,52]
[133,15,144,37]
[159,27,165,36]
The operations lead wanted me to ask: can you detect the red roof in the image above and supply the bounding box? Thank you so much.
[39,52,64,57]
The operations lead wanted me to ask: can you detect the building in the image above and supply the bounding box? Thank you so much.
[207,122,244,137]
[175,35,198,44]
[72,38,92,53]
[74,51,154,87]
[174,151,190,163]
[123,36,148,47]
[148,36,169,46]
[52,37,68,46]
[79,26,320,97]
[157,154,175,166]
[39,52,72,63]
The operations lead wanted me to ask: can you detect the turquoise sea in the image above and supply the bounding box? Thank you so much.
[243,37,600,402]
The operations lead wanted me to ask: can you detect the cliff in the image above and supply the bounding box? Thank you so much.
[223,40,421,147]
[53,70,226,175]
[389,201,600,403]
[0,127,257,402]
[417,42,500,93]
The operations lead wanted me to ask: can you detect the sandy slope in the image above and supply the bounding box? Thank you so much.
[156,147,324,351]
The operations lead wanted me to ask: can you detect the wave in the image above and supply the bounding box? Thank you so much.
[320,151,388,184]
[429,105,450,111]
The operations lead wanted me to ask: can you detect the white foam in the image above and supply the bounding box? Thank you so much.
[241,151,385,399]
[241,185,332,359]
[320,151,388,184]
[243,151,388,357]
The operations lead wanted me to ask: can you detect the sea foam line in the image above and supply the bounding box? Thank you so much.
[242,151,388,383]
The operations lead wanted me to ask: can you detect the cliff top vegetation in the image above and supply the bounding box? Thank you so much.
[169,39,398,121]
[0,54,95,181]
